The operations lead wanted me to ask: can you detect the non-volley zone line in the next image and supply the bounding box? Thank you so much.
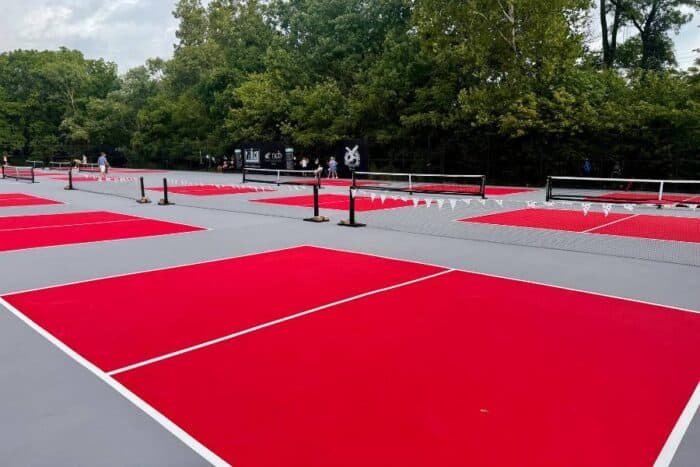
[3,245,698,466]
[0,211,205,252]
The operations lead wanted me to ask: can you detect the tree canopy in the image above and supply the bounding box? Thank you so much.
[0,0,698,181]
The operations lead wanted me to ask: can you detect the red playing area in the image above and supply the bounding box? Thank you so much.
[251,193,426,211]
[0,193,62,207]
[148,185,261,196]
[4,246,698,467]
[461,208,700,243]
[587,192,700,204]
[4,247,440,371]
[0,211,204,252]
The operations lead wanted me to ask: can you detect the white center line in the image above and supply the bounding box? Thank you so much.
[0,218,142,233]
[108,268,455,376]
[581,214,640,233]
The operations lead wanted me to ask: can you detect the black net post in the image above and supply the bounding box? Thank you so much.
[545,177,552,202]
[303,178,329,223]
[338,184,366,228]
[64,169,73,190]
[30,167,35,183]
[480,175,486,199]
[158,178,173,205]
[137,176,151,204]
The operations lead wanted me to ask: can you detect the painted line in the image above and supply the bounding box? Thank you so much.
[108,269,454,376]
[0,218,143,233]
[0,227,209,256]
[1,245,309,295]
[302,245,700,315]
[654,382,700,467]
[456,214,700,247]
[581,214,639,233]
[0,297,229,467]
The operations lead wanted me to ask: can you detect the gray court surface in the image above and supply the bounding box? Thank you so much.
[0,170,698,466]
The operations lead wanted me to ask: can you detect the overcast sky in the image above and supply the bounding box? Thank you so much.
[0,0,698,74]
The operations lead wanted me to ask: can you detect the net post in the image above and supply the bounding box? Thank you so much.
[242,169,247,184]
[64,169,74,190]
[303,180,330,223]
[30,166,35,183]
[480,175,486,199]
[158,178,173,205]
[338,185,366,228]
[137,176,151,204]
[546,176,552,202]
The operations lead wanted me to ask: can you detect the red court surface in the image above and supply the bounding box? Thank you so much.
[587,192,700,204]
[148,185,261,196]
[3,246,698,467]
[461,208,700,243]
[0,193,62,208]
[0,211,204,252]
[251,193,427,211]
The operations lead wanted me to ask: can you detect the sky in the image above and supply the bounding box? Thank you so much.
[0,0,698,74]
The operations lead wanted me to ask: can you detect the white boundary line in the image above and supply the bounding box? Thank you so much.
[302,245,700,315]
[2,245,309,295]
[107,269,454,376]
[5,243,698,314]
[0,211,210,256]
[581,214,640,233]
[0,296,230,467]
[654,382,700,467]
[455,209,700,247]
[0,218,143,233]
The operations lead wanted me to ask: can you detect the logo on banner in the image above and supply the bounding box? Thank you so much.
[344,145,361,169]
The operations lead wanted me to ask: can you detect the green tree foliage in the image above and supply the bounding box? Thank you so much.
[1,0,697,180]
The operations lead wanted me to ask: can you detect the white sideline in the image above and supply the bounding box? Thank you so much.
[108,268,454,376]
[0,297,230,467]
[0,218,142,233]
[654,382,700,467]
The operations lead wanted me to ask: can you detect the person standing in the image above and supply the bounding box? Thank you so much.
[97,152,110,179]
[327,156,338,179]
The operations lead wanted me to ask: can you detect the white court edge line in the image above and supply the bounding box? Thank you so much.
[301,245,700,315]
[581,214,640,233]
[654,382,700,467]
[0,297,229,467]
[107,269,455,376]
[0,227,210,258]
[0,218,143,233]
[1,244,306,296]
[4,243,699,315]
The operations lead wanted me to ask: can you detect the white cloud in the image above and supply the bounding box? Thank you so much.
[0,0,177,73]
[0,0,698,72]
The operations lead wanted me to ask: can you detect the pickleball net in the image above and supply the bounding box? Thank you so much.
[243,168,322,187]
[351,171,486,197]
[546,176,700,206]
[1,165,35,183]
